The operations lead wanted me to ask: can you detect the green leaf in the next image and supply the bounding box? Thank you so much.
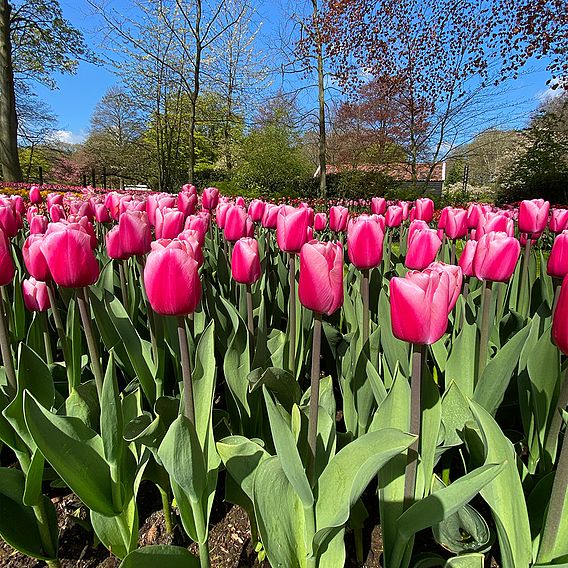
[314,428,416,550]
[101,352,123,470]
[0,467,58,560]
[119,545,200,568]
[263,388,313,507]
[444,554,485,568]
[473,325,530,415]
[65,381,100,431]
[468,400,532,568]
[22,448,45,507]
[446,320,477,398]
[248,367,300,412]
[23,391,117,516]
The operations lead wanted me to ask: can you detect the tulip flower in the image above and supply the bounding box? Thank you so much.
[30,215,48,235]
[106,226,127,260]
[0,228,15,287]
[277,207,310,254]
[22,278,50,312]
[27,206,38,224]
[473,231,520,283]
[371,197,387,215]
[248,199,266,222]
[216,202,231,229]
[550,209,568,233]
[410,198,434,223]
[519,199,550,235]
[184,215,208,247]
[476,212,514,239]
[385,205,403,228]
[23,234,51,281]
[177,230,204,266]
[314,212,327,231]
[0,229,15,390]
[41,227,100,288]
[261,204,279,229]
[202,187,220,210]
[329,206,349,232]
[467,203,483,230]
[119,210,152,257]
[224,205,253,242]
[94,203,111,223]
[298,240,343,316]
[47,193,64,208]
[458,239,478,278]
[49,204,65,222]
[0,201,19,238]
[182,183,197,196]
[425,262,463,312]
[548,231,568,280]
[178,191,197,216]
[29,185,42,204]
[155,207,185,240]
[405,224,442,270]
[444,208,468,241]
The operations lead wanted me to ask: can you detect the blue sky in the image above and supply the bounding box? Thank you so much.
[34,0,558,145]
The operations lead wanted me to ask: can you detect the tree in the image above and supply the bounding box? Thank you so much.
[0,0,90,181]
[498,92,568,203]
[318,0,568,190]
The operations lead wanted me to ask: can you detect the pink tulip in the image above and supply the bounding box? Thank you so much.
[235,196,246,208]
[30,215,48,235]
[177,230,204,266]
[181,183,197,196]
[347,214,384,270]
[277,207,310,253]
[47,193,64,209]
[547,231,568,279]
[549,209,568,233]
[29,186,42,204]
[94,203,111,223]
[467,204,483,229]
[106,227,127,260]
[23,234,51,281]
[329,206,349,232]
[438,207,449,231]
[22,278,49,312]
[444,208,468,240]
[473,231,520,282]
[476,212,514,239]
[49,204,66,223]
[411,198,434,223]
[216,202,231,229]
[0,229,15,286]
[119,210,152,257]
[262,204,279,229]
[41,227,99,288]
[202,187,220,210]
[371,197,387,215]
[298,240,344,315]
[26,206,38,224]
[314,212,327,231]
[390,268,453,344]
[400,201,410,220]
[518,199,550,235]
[184,215,208,246]
[231,237,261,284]
[425,262,463,311]
[458,239,478,277]
[405,224,442,270]
[385,205,403,228]
[121,199,146,215]
[144,239,201,316]
[11,195,24,216]
[0,201,18,238]
[248,199,266,222]
[224,205,252,242]
[178,191,197,216]
[155,208,185,240]
[553,275,568,354]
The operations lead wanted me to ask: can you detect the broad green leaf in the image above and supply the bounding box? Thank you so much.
[473,325,530,415]
[22,448,45,507]
[101,352,123,472]
[441,381,472,448]
[445,554,485,568]
[446,320,477,398]
[65,381,100,430]
[119,545,200,568]
[23,391,117,516]
[0,468,58,560]
[314,428,416,551]
[468,401,532,568]
[248,367,300,412]
[263,389,313,507]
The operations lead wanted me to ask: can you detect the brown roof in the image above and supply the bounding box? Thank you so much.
[319,162,446,182]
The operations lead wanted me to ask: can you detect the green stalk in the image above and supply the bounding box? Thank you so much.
[519,237,532,316]
[288,252,297,375]
[177,316,195,425]
[41,311,53,364]
[76,287,103,398]
[47,283,72,393]
[307,312,323,486]
[159,486,173,534]
[386,230,392,271]
[450,240,456,265]
[404,343,424,509]
[32,499,59,566]
[478,280,493,383]
[361,269,370,346]
[118,260,129,309]
[246,283,254,359]
[0,286,16,393]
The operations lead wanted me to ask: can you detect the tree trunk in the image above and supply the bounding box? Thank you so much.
[0,0,22,181]
[312,0,326,199]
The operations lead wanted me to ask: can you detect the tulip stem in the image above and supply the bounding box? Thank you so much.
[450,240,456,265]
[159,486,173,534]
[386,231,392,271]
[41,311,53,365]
[404,343,425,509]
[538,390,568,563]
[47,283,72,389]
[77,287,104,398]
[552,277,562,315]
[361,269,370,346]
[177,316,195,426]
[245,283,254,350]
[289,253,296,375]
[307,312,322,486]
[118,260,129,309]
[478,280,493,382]
[0,286,16,393]
[138,256,159,370]
[519,237,532,316]
[544,367,568,470]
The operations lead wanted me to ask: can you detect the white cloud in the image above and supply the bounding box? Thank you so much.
[50,129,86,144]
[535,78,567,103]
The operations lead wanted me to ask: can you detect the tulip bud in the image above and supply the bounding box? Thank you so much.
[155,207,185,240]
[405,223,442,270]
[385,205,403,227]
[231,237,261,284]
[549,209,568,233]
[106,226,127,260]
[390,268,453,344]
[547,231,568,279]
[29,186,42,204]
[144,239,201,316]
[371,197,387,215]
[262,204,279,229]
[473,231,520,282]
[298,240,344,315]
[444,208,468,240]
[411,197,434,223]
[119,210,152,257]
[0,228,15,286]
[178,191,197,216]
[49,204,66,223]
[224,205,251,242]
[41,227,99,288]
[277,207,310,253]
[248,199,266,222]
[347,214,384,270]
[30,215,48,235]
[202,187,220,210]
[458,239,478,277]
[518,199,550,235]
[329,206,349,232]
[22,278,49,312]
[314,212,327,231]
[553,275,568,354]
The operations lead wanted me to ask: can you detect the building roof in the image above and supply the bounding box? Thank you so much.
[315,162,446,182]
